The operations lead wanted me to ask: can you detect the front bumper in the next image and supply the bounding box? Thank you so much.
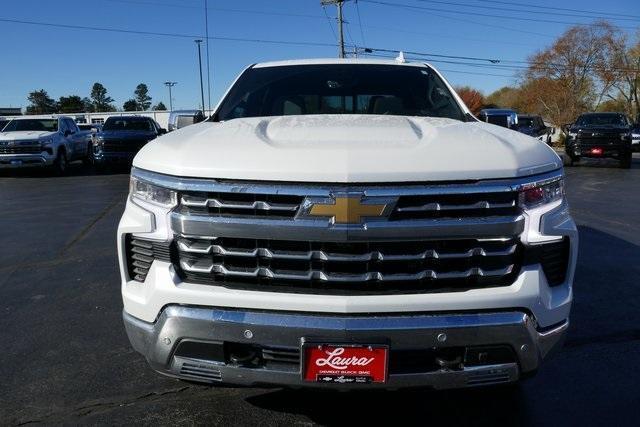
[0,153,54,168]
[94,150,137,164]
[124,306,568,389]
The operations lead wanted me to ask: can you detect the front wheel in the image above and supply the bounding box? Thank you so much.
[83,143,94,166]
[52,150,67,175]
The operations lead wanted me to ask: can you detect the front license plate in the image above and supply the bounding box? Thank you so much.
[303,344,388,384]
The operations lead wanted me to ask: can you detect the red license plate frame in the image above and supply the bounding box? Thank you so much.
[302,343,389,384]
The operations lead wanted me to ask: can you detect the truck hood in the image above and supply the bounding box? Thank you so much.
[0,131,53,141]
[133,115,562,183]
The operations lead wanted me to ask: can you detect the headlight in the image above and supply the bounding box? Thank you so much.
[40,138,54,146]
[620,132,631,141]
[519,177,564,210]
[130,175,177,208]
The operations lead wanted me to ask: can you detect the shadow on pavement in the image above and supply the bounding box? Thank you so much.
[245,385,526,426]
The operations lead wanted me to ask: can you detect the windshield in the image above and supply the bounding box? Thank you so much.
[3,119,58,132]
[0,120,9,131]
[214,64,466,122]
[518,117,535,127]
[576,114,627,127]
[103,118,153,132]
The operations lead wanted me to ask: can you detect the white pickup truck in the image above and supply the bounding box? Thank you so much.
[0,116,91,173]
[118,58,577,389]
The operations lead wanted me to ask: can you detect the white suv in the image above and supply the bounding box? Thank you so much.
[0,116,92,173]
[118,59,577,389]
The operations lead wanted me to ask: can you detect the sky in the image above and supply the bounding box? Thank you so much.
[0,0,638,111]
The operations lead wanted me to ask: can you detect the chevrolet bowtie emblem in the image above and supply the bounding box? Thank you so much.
[303,194,395,224]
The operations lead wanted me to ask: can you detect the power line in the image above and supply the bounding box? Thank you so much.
[322,5,338,40]
[474,0,640,20]
[360,0,639,30]
[354,0,367,46]
[363,24,539,47]
[413,0,640,23]
[105,0,328,20]
[0,17,340,48]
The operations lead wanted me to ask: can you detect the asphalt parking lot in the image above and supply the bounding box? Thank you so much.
[1,155,639,426]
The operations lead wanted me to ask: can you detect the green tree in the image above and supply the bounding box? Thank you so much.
[82,97,94,113]
[134,83,152,111]
[26,89,58,114]
[90,82,115,112]
[153,101,167,111]
[58,95,86,113]
[123,99,138,111]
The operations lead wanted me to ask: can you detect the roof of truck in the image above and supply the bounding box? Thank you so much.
[252,58,431,69]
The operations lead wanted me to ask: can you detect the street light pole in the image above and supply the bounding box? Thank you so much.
[164,81,177,111]
[195,39,206,112]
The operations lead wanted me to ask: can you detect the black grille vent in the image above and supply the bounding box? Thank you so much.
[125,235,172,282]
[539,238,570,286]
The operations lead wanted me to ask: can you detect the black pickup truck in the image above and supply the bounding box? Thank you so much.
[94,116,166,168]
[565,112,633,168]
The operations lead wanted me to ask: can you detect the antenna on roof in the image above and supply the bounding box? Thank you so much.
[395,51,406,63]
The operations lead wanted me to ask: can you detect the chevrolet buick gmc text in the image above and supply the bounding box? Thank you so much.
[118,59,577,389]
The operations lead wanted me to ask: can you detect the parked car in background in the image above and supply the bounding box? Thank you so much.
[478,108,518,129]
[168,110,205,131]
[516,115,553,145]
[0,118,10,131]
[0,116,91,173]
[94,116,166,168]
[565,112,633,168]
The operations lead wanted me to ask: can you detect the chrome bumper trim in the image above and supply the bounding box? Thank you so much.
[171,213,525,241]
[123,306,568,389]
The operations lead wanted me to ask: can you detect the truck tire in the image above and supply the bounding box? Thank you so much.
[83,143,94,166]
[563,153,577,167]
[53,150,67,175]
[620,153,632,169]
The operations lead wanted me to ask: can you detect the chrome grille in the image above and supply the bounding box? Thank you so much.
[175,236,522,294]
[176,189,519,220]
[127,167,560,295]
[0,145,41,154]
[178,192,304,219]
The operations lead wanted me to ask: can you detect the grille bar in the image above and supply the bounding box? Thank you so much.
[181,195,299,212]
[396,200,516,213]
[179,259,515,283]
[177,238,517,262]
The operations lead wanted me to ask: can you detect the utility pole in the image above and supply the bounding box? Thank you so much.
[194,40,205,112]
[164,81,177,111]
[321,0,346,58]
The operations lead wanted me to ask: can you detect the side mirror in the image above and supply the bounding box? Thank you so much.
[158,128,167,135]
